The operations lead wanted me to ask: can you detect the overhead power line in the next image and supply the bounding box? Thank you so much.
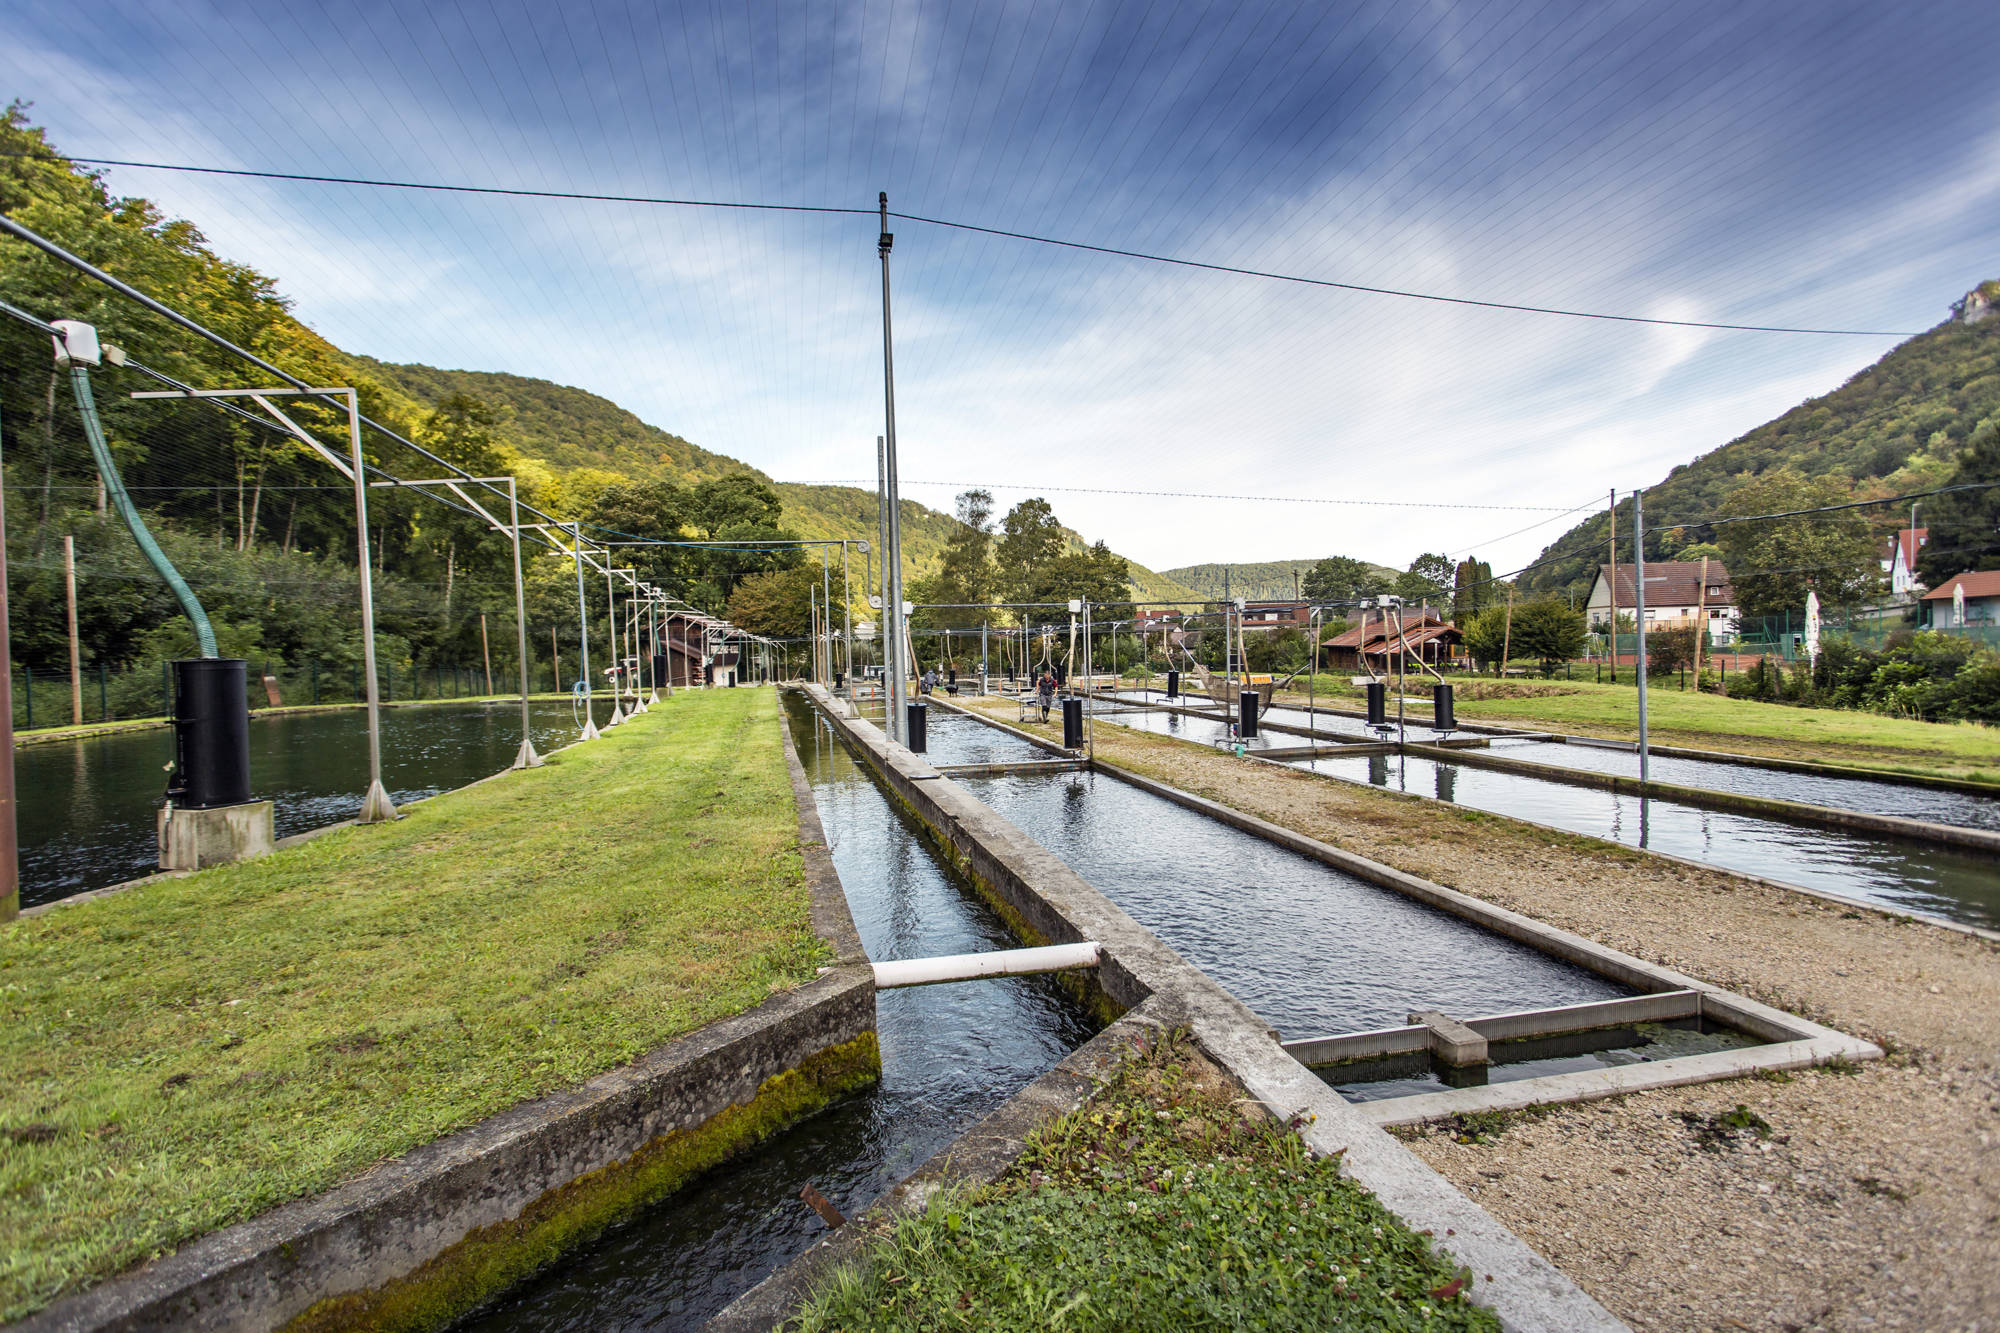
[781,478,1580,511]
[2,151,1922,337]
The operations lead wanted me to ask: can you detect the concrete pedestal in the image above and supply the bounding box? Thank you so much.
[157,800,275,873]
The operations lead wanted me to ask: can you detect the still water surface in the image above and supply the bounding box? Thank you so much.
[1294,751,2000,930]
[19,698,623,908]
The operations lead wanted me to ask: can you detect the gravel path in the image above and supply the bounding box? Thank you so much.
[965,700,2000,1330]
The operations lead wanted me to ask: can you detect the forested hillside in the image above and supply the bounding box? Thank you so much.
[1164,558,1397,602]
[1520,295,2000,602]
[0,105,1185,700]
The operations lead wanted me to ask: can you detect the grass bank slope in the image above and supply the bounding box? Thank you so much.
[0,689,825,1321]
[793,1033,1494,1332]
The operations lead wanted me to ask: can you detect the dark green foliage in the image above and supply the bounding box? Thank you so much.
[1301,554,1393,605]
[988,498,1133,615]
[1462,599,1584,672]
[355,357,751,487]
[1396,552,1452,605]
[1452,558,1494,623]
[1647,626,1699,676]
[1918,419,2000,581]
[1714,469,1879,616]
[1725,630,2000,721]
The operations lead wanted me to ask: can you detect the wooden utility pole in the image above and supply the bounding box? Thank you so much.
[1500,583,1515,677]
[1606,490,1618,682]
[64,535,82,725]
[1694,556,1709,684]
[480,613,493,695]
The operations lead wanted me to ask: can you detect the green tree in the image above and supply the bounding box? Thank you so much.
[1395,552,1452,605]
[1509,600,1587,672]
[1918,419,2000,582]
[1301,555,1390,606]
[930,489,996,626]
[726,564,821,638]
[1452,558,1493,623]
[994,497,1066,603]
[1714,468,1879,617]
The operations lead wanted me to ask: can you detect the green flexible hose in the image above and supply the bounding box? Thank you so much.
[70,365,218,657]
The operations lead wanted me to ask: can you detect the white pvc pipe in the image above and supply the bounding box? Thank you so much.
[871,942,1101,989]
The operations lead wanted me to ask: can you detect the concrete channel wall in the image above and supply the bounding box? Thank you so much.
[800,687,1628,1332]
[14,716,879,1333]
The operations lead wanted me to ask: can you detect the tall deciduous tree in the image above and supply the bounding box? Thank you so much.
[1301,555,1390,605]
[994,497,1066,603]
[930,488,996,627]
[1395,552,1452,605]
[1714,468,1878,617]
[1918,419,2000,581]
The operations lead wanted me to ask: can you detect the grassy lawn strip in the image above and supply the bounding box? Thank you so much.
[0,689,828,1322]
[1265,676,2000,784]
[790,1032,1494,1332]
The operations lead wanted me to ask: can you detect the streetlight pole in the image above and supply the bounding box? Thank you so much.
[879,194,909,745]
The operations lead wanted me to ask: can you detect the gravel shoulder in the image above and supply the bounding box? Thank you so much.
[965,698,2000,1330]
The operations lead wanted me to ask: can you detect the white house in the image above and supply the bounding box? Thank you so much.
[1881,527,1928,599]
[1585,561,1739,641]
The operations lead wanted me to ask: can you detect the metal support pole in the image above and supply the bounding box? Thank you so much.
[64,535,81,726]
[602,562,623,726]
[841,540,854,691]
[346,391,396,822]
[572,523,599,740]
[981,620,988,695]
[507,480,541,768]
[879,199,909,745]
[1634,487,1651,784]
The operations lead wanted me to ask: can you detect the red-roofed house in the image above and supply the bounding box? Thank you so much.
[1584,561,1738,639]
[1320,614,1462,671]
[1920,571,2000,627]
[1882,527,1929,599]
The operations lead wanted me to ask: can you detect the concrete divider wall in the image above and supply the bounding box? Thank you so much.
[803,687,1628,1332]
[16,714,879,1333]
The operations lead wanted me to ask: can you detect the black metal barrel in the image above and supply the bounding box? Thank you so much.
[1365,680,1388,726]
[1061,696,1084,749]
[1165,669,1180,699]
[906,701,928,753]
[166,658,251,809]
[1239,689,1260,739]
[1433,683,1456,731]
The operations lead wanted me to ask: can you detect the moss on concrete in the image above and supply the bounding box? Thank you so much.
[283,1030,881,1333]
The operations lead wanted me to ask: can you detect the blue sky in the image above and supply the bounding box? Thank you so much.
[5,0,1998,575]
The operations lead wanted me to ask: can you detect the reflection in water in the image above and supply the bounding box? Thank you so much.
[451,697,1091,1332]
[18,698,619,907]
[1298,752,2000,930]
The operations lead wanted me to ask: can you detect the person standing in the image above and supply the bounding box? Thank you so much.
[1037,669,1055,722]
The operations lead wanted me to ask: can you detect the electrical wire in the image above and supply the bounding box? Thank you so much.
[0,150,1922,337]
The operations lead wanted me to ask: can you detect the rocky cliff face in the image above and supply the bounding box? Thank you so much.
[1952,281,1999,324]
